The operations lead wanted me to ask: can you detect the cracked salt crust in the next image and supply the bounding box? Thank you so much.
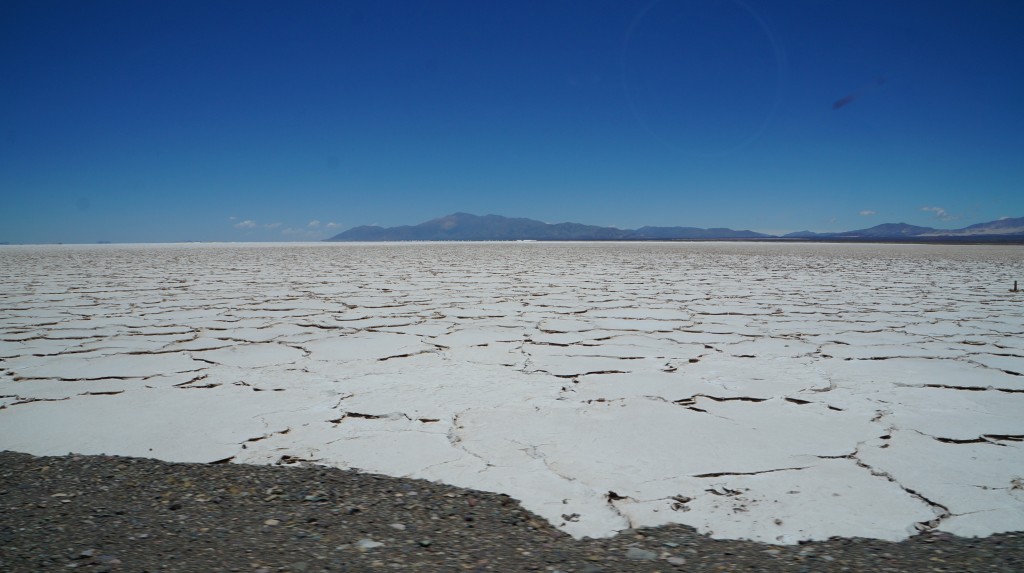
[1,241,1023,544]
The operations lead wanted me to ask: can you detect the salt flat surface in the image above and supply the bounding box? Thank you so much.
[1,241,1022,544]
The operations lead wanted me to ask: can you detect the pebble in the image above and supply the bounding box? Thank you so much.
[666,556,687,566]
[389,522,406,531]
[356,538,384,550]
[263,519,280,526]
[624,547,658,560]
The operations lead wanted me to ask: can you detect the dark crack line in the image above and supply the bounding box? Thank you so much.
[674,394,768,406]
[12,375,145,382]
[174,373,209,387]
[378,350,432,362]
[604,491,637,529]
[241,427,292,445]
[329,411,412,423]
[930,433,1023,446]
[692,466,811,478]
[4,395,72,407]
[921,383,1024,393]
[841,449,953,531]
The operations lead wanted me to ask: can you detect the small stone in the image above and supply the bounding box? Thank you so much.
[389,523,406,531]
[822,555,835,562]
[663,542,680,548]
[356,538,384,550]
[625,547,658,561]
[581,565,603,573]
[764,549,781,556]
[263,519,280,526]
[545,551,568,563]
[418,539,432,547]
[77,549,96,559]
[666,556,687,566]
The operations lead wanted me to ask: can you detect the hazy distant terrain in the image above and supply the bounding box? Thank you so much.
[327,213,1024,242]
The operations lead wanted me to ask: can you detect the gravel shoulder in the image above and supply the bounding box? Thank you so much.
[1,450,1020,573]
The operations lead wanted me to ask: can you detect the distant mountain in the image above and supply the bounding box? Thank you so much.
[836,222,938,238]
[630,226,769,239]
[783,218,1024,241]
[945,216,1024,236]
[781,230,820,239]
[785,223,939,239]
[325,213,1024,243]
[332,213,629,241]
[326,213,767,242]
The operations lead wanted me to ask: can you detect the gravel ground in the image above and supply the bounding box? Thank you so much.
[1,451,1021,573]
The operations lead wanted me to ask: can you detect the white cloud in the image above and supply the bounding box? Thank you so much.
[921,206,955,221]
[858,210,877,216]
[326,222,340,229]
[307,220,321,228]
[233,220,257,229]
[264,222,281,229]
[228,216,237,221]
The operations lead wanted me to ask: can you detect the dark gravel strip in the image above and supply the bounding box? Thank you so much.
[1,451,1020,573]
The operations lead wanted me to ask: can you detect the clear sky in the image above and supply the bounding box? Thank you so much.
[2,0,1022,243]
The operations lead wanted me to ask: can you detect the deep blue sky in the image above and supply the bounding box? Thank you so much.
[2,0,1023,243]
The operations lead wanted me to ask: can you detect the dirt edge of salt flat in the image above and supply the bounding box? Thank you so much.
[6,449,1024,573]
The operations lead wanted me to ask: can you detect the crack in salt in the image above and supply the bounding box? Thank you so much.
[692,466,811,478]
[827,448,955,532]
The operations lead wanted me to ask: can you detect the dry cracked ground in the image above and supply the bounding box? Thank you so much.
[1,241,1022,545]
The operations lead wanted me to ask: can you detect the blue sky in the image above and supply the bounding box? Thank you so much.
[2,0,1022,243]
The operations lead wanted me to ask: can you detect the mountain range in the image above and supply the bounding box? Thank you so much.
[326,213,1024,243]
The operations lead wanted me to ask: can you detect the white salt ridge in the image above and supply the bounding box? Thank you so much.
[1,241,1022,544]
